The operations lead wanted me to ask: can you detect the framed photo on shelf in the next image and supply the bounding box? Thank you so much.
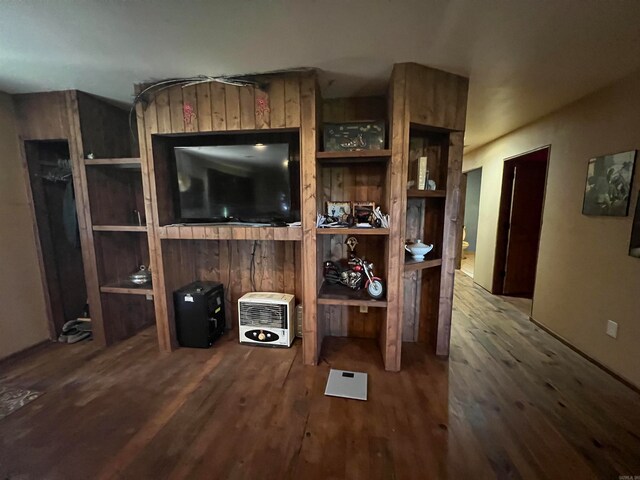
[353,201,375,223]
[327,201,351,218]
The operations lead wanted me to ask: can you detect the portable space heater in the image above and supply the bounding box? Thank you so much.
[238,292,295,347]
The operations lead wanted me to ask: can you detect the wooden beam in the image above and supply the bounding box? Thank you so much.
[436,131,464,356]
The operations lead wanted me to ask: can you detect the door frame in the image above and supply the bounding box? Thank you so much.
[492,145,551,295]
[18,139,58,340]
[455,172,468,270]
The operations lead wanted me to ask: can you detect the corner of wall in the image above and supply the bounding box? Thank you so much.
[0,92,50,359]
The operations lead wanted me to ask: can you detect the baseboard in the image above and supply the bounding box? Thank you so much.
[528,316,639,394]
[0,340,52,367]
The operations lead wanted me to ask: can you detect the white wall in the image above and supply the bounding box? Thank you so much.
[0,92,50,359]
[463,72,640,388]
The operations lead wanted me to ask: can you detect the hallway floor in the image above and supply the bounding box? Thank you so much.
[461,251,475,277]
[1,273,639,479]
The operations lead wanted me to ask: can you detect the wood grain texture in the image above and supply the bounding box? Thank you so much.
[157,226,302,241]
[436,132,464,356]
[384,64,410,371]
[137,91,174,352]
[195,83,212,132]
[12,91,70,140]
[322,96,386,123]
[63,91,106,345]
[210,81,227,131]
[406,63,469,131]
[224,85,241,130]
[299,73,319,365]
[2,274,639,479]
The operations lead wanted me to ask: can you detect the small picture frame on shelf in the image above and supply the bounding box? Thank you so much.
[353,201,375,223]
[327,201,351,218]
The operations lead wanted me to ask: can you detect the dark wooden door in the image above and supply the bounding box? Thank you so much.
[503,160,547,296]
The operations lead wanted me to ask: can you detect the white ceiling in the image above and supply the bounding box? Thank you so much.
[1,0,640,149]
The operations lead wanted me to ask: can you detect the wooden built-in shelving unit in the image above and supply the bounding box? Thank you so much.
[14,90,155,346]
[15,63,467,370]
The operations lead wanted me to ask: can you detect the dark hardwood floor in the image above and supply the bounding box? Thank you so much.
[1,273,639,479]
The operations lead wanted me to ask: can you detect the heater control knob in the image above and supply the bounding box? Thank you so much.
[258,331,266,341]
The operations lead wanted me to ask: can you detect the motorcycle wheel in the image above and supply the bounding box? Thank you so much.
[367,279,385,299]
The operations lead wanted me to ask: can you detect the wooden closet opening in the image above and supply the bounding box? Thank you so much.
[24,140,87,337]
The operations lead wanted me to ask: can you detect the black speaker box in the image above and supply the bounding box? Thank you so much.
[173,281,225,348]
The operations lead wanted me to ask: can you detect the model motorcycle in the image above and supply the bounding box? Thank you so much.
[323,254,385,300]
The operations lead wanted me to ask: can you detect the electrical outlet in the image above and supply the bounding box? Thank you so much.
[359,306,368,313]
[606,320,618,339]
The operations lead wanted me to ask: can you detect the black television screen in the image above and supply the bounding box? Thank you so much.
[174,144,298,223]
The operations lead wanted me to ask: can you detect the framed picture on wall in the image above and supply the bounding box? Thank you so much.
[582,150,637,216]
[629,191,640,258]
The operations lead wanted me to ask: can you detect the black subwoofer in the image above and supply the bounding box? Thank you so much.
[173,281,225,348]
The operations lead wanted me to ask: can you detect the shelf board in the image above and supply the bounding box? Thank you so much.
[404,258,442,272]
[85,157,141,166]
[93,225,147,232]
[316,227,389,236]
[406,189,446,198]
[100,282,153,296]
[316,149,391,164]
[158,225,302,241]
[317,282,387,308]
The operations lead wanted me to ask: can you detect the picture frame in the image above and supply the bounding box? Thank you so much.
[353,201,375,223]
[582,150,637,216]
[629,191,640,258]
[326,201,351,218]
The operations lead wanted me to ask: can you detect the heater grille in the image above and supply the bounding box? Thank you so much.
[239,303,288,329]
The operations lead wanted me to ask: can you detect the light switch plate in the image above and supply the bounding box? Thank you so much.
[606,320,618,338]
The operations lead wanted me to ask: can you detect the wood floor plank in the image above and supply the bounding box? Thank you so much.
[1,273,639,479]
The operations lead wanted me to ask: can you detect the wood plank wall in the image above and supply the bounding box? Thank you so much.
[161,240,301,330]
[136,74,318,360]
[406,63,469,132]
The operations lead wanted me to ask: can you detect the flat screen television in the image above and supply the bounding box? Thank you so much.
[173,143,299,223]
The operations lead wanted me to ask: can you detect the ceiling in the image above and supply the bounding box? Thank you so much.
[2,1,640,150]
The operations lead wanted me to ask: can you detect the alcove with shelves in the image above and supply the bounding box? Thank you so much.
[85,162,146,228]
[14,90,154,346]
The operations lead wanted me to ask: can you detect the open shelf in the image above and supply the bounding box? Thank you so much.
[100,282,153,296]
[407,189,446,198]
[316,227,389,236]
[85,157,141,166]
[318,281,387,308]
[404,258,442,272]
[85,163,146,226]
[316,149,391,163]
[158,225,302,241]
[93,225,147,232]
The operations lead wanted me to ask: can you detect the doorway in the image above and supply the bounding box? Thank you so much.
[493,146,549,303]
[459,167,482,277]
[24,140,87,337]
